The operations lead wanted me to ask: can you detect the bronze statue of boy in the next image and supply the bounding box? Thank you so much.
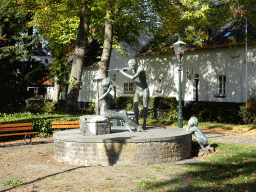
[118,59,149,130]
[186,117,208,148]
[99,77,143,132]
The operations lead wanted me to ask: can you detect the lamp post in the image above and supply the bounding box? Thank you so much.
[173,39,186,128]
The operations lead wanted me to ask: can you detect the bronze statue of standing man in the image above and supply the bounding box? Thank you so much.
[118,59,149,130]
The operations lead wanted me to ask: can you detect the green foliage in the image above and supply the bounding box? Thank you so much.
[43,101,55,112]
[0,0,36,61]
[34,119,52,137]
[0,112,79,137]
[164,108,178,121]
[23,105,45,114]
[110,96,134,110]
[153,97,177,110]
[0,60,49,112]
[2,178,25,186]
[183,102,242,124]
[77,102,95,115]
[240,98,256,124]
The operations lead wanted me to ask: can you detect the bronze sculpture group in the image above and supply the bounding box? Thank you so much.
[99,59,149,132]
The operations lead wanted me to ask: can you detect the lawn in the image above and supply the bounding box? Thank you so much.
[135,141,256,191]
[1,142,255,192]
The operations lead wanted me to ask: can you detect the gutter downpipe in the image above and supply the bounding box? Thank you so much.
[245,17,248,108]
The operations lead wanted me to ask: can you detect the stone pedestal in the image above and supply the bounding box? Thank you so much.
[79,115,111,136]
[198,145,215,156]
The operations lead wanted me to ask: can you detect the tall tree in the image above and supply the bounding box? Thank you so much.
[0,0,45,111]
[65,0,91,114]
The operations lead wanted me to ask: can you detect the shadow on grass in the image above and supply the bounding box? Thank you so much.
[136,143,256,191]
[1,166,87,192]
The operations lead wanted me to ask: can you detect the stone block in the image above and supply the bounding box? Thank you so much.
[198,145,215,156]
[80,115,111,135]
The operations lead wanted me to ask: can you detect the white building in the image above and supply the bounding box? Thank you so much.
[77,20,256,105]
[77,45,255,105]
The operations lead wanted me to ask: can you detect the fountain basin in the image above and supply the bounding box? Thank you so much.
[53,127,192,166]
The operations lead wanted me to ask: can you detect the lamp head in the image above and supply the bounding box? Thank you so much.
[173,40,186,61]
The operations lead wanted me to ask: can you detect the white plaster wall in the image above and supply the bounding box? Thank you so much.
[108,47,138,97]
[79,67,98,103]
[31,55,53,66]
[183,46,256,103]
[78,46,256,103]
[46,87,55,100]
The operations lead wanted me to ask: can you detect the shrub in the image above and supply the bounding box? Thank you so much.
[183,101,242,124]
[23,105,45,114]
[153,97,177,110]
[77,102,95,115]
[34,119,52,137]
[240,98,256,124]
[43,101,55,112]
[164,108,178,121]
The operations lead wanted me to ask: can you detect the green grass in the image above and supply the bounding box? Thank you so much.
[136,142,256,191]
[2,177,25,186]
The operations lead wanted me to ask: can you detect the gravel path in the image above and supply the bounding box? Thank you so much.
[204,132,256,145]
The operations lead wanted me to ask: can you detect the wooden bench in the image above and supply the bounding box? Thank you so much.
[52,121,80,132]
[0,122,39,144]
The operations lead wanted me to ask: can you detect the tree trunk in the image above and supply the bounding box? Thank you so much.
[65,0,90,114]
[99,11,113,78]
[95,10,113,115]
[53,77,60,104]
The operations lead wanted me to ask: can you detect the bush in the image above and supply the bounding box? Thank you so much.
[240,98,256,124]
[23,105,45,114]
[34,119,52,137]
[183,101,242,124]
[153,97,177,110]
[77,102,95,115]
[164,108,178,121]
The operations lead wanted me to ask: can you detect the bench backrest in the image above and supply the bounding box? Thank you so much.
[52,121,79,129]
[0,122,33,132]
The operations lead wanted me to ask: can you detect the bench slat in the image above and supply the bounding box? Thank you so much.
[0,132,39,137]
[0,122,33,128]
[52,121,79,125]
[0,127,33,132]
[52,125,79,129]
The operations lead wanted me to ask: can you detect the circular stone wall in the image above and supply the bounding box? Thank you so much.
[53,127,192,166]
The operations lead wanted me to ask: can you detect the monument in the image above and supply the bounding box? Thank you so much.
[98,77,143,132]
[53,60,192,166]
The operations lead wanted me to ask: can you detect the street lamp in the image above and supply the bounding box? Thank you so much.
[173,39,186,128]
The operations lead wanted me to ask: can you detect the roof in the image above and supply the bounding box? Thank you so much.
[138,19,256,56]
[29,76,53,87]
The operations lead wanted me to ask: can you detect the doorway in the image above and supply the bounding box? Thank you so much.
[194,74,199,102]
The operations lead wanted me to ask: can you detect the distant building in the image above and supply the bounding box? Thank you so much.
[26,43,54,100]
[30,43,53,66]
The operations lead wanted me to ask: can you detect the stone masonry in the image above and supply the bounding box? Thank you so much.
[54,128,192,166]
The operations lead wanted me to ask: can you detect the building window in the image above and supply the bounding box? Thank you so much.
[214,75,226,97]
[124,83,135,94]
[45,58,48,64]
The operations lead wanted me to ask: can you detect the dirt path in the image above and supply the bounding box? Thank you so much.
[0,145,191,192]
